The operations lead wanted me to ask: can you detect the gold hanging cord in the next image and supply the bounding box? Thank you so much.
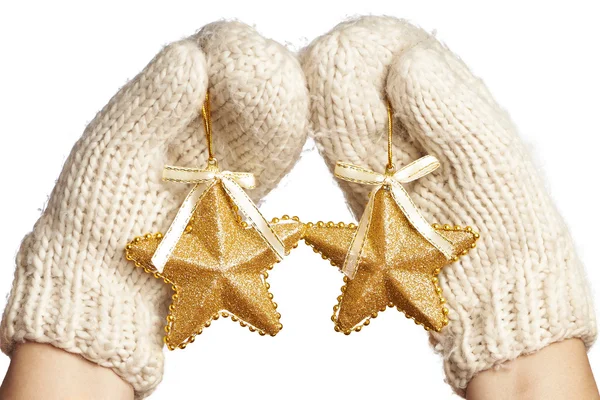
[386,99,394,173]
[201,92,217,165]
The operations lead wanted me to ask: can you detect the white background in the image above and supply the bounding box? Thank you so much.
[0,1,599,398]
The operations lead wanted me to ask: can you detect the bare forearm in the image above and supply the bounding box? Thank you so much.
[466,339,599,400]
[0,343,133,400]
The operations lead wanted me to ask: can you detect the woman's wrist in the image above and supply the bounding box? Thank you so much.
[466,339,599,400]
[0,342,133,400]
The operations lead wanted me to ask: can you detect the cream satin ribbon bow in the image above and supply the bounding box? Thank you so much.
[335,155,454,279]
[151,164,285,273]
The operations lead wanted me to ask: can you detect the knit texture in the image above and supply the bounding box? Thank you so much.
[0,21,308,398]
[301,16,596,396]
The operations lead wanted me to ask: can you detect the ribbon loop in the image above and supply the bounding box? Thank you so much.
[151,165,284,273]
[335,162,386,186]
[393,155,440,183]
[334,155,454,279]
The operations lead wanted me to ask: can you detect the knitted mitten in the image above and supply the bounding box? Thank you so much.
[1,21,308,398]
[301,16,596,395]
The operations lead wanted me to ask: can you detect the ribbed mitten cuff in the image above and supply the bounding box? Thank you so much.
[434,232,597,396]
[1,232,168,399]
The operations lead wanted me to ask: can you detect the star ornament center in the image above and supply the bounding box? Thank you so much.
[125,181,305,350]
[303,187,479,334]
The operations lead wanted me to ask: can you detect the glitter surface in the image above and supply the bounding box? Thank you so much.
[126,182,305,348]
[303,187,478,333]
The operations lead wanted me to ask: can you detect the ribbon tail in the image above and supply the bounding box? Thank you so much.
[152,181,213,272]
[389,182,454,259]
[342,187,379,279]
[221,177,286,260]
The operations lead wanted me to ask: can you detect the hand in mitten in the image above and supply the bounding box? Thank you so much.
[301,16,596,395]
[1,21,308,398]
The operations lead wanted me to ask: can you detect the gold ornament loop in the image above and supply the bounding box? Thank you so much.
[201,91,217,166]
[386,99,395,173]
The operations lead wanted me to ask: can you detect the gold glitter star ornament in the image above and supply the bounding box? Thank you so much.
[304,189,478,333]
[125,94,304,350]
[303,102,479,334]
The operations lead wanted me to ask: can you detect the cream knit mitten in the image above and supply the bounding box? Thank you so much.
[301,16,596,395]
[1,21,308,398]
